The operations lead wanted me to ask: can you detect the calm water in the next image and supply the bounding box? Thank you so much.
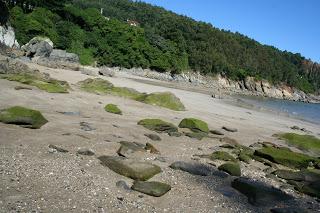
[239,96,320,125]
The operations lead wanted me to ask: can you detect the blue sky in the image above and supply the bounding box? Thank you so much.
[141,0,320,62]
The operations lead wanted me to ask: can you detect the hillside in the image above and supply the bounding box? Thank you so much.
[4,0,320,93]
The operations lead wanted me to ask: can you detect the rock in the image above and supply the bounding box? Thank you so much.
[218,162,241,176]
[80,122,96,131]
[99,66,115,77]
[14,86,32,90]
[209,151,237,162]
[145,142,160,154]
[0,54,32,74]
[219,137,239,145]
[270,207,310,213]
[274,169,320,198]
[254,146,316,169]
[117,141,146,157]
[178,118,209,133]
[231,177,293,206]
[131,181,171,197]
[244,76,256,91]
[169,161,228,177]
[49,49,79,63]
[144,133,161,141]
[185,132,207,140]
[290,125,301,130]
[210,129,224,135]
[137,92,185,111]
[222,126,238,132]
[220,144,236,149]
[0,25,19,48]
[77,148,95,156]
[98,156,161,181]
[48,144,69,153]
[104,104,122,115]
[154,156,167,162]
[116,180,131,191]
[238,152,251,163]
[279,133,320,154]
[168,132,183,137]
[22,37,53,58]
[137,119,178,133]
[0,106,48,129]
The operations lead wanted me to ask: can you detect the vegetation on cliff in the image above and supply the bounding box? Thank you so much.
[3,0,320,93]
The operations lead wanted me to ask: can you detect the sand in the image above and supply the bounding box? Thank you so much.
[0,63,319,212]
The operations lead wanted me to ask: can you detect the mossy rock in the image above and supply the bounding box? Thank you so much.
[98,156,161,181]
[78,78,114,94]
[279,133,320,154]
[178,118,209,133]
[218,162,241,176]
[0,73,69,93]
[254,147,316,169]
[117,141,146,157]
[131,181,171,197]
[0,106,48,129]
[274,169,320,182]
[110,87,143,99]
[104,104,122,115]
[185,132,208,140]
[136,92,185,111]
[138,119,178,133]
[238,152,252,163]
[209,151,237,162]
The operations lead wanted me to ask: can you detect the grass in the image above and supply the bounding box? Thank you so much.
[0,73,69,93]
[279,133,320,154]
[0,106,48,129]
[78,78,186,111]
[104,104,122,115]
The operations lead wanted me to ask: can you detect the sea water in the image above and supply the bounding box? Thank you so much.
[240,96,320,125]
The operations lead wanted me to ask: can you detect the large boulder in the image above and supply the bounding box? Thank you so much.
[0,25,20,49]
[131,181,171,197]
[0,106,48,129]
[0,54,32,74]
[98,156,161,181]
[178,118,209,133]
[49,49,79,63]
[22,37,53,58]
[244,76,256,91]
[231,177,293,206]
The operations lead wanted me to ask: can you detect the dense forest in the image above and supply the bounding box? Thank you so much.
[2,0,320,93]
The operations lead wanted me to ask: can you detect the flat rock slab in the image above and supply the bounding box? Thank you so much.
[98,156,161,181]
[222,126,238,132]
[231,177,293,206]
[144,133,161,141]
[210,130,224,135]
[131,181,171,197]
[117,141,146,157]
[169,161,227,177]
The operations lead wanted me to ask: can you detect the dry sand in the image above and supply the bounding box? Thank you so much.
[0,63,319,212]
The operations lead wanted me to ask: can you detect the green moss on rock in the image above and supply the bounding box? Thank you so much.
[279,133,320,154]
[136,92,185,111]
[218,162,241,176]
[131,181,171,197]
[138,119,178,133]
[178,118,209,133]
[254,147,316,169]
[104,104,122,115]
[0,73,69,93]
[210,151,237,162]
[0,106,48,129]
[78,79,185,111]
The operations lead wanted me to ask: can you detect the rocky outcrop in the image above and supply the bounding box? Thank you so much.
[0,25,20,49]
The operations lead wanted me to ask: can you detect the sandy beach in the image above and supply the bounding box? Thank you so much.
[0,63,319,212]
